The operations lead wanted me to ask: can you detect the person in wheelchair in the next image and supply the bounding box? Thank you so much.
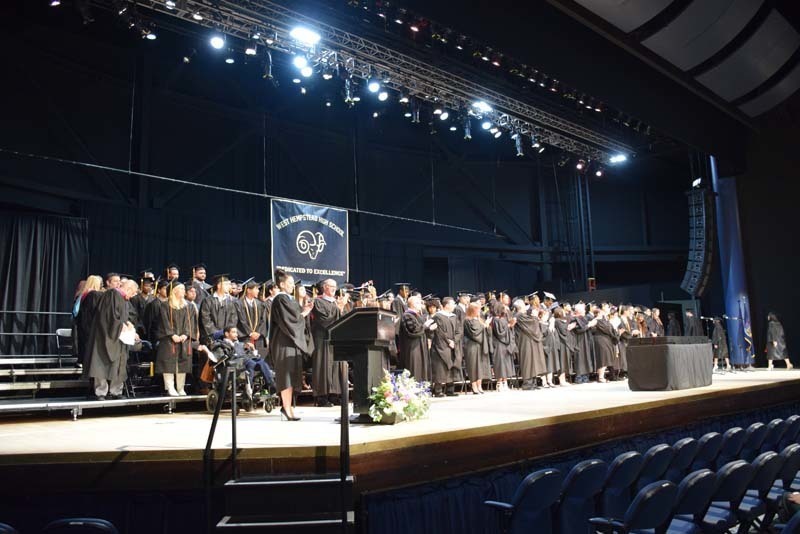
[209,326,276,402]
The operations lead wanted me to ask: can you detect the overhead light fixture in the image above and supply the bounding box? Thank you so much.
[292,55,308,69]
[322,72,333,80]
[292,78,301,84]
[464,117,472,140]
[394,18,404,25]
[252,31,261,40]
[300,87,307,94]
[192,12,203,21]
[145,31,157,40]
[692,177,702,188]
[245,44,257,56]
[609,154,628,164]
[404,111,412,118]
[538,146,545,154]
[373,111,379,118]
[433,108,442,115]
[378,90,389,101]
[300,66,313,78]
[449,125,457,131]
[494,130,502,139]
[489,127,498,134]
[481,120,492,130]
[595,168,604,177]
[325,100,332,107]
[439,110,449,120]
[409,24,420,32]
[225,57,235,64]
[399,94,409,104]
[531,136,540,149]
[472,101,492,113]
[367,79,381,93]
[210,32,225,50]
[289,26,321,46]
[576,159,586,170]
[165,0,176,9]
[50,0,61,6]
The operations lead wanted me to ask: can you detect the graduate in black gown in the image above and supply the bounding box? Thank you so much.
[553,308,575,385]
[491,301,515,391]
[75,275,103,370]
[651,308,665,337]
[85,280,139,399]
[684,310,704,337]
[130,271,155,338]
[591,305,618,383]
[142,280,168,343]
[711,317,731,372]
[767,312,793,370]
[513,299,547,389]
[190,263,212,309]
[463,302,491,394]
[430,297,460,397]
[236,280,268,353]
[570,303,597,383]
[666,312,682,336]
[310,279,342,406]
[616,306,639,377]
[199,275,237,346]
[268,269,312,421]
[155,283,198,396]
[398,294,431,382]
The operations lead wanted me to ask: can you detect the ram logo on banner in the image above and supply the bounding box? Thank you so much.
[270,199,349,284]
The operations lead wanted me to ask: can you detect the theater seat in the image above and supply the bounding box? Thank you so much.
[690,432,722,471]
[599,451,644,519]
[665,469,717,534]
[483,468,563,534]
[666,438,699,483]
[696,460,755,534]
[741,422,769,462]
[715,427,745,469]
[0,523,19,534]
[555,459,607,534]
[775,510,800,534]
[764,444,800,528]
[589,480,678,534]
[763,419,788,454]
[780,415,800,450]
[635,444,674,492]
[41,518,119,534]
[732,451,784,532]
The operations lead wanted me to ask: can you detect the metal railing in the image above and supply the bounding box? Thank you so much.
[0,310,72,356]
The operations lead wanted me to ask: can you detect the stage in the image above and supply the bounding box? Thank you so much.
[1,370,800,497]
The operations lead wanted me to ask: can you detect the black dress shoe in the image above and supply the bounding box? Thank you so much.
[94,395,106,401]
[280,407,301,421]
[445,391,458,397]
[433,393,445,398]
[109,394,126,400]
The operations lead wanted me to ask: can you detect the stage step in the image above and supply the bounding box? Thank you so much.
[217,512,354,533]
[220,475,355,532]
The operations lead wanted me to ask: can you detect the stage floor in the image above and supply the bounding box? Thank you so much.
[1,369,799,493]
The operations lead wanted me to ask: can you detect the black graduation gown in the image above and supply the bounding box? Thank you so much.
[130,293,154,337]
[430,312,459,383]
[143,297,166,343]
[515,313,546,378]
[571,316,595,375]
[199,294,237,345]
[155,302,197,374]
[651,318,665,337]
[310,297,342,396]
[464,318,491,381]
[592,318,618,368]
[453,306,465,370]
[492,316,515,379]
[667,316,682,337]
[75,290,101,368]
[84,289,129,382]
[192,279,211,308]
[712,322,729,359]
[553,319,575,375]
[236,298,268,352]
[617,317,635,372]
[398,309,430,382]
[268,293,310,391]
[543,321,558,374]
[685,316,704,337]
[767,320,787,360]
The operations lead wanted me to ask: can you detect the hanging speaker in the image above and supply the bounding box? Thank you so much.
[680,189,715,297]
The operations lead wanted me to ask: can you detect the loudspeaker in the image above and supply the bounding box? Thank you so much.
[680,189,715,297]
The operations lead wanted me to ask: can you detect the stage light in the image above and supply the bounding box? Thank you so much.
[481,120,492,130]
[192,12,203,21]
[145,32,157,40]
[292,55,308,69]
[225,57,235,64]
[594,102,603,113]
[245,44,257,56]
[252,31,261,40]
[489,127,498,134]
[322,72,333,80]
[289,26,321,46]
[576,159,586,170]
[494,130,502,139]
[531,135,540,148]
[692,177,702,188]
[399,94,409,104]
[373,111,379,118]
[300,87,307,94]
[50,0,61,6]
[472,101,492,113]
[433,108,442,115]
[409,24,419,32]
[596,167,604,177]
[165,0,176,9]
[210,33,225,50]
[439,110,449,120]
[292,78,301,84]
[394,18,404,25]
[538,146,546,154]
[449,125,457,131]
[300,66,313,77]
[404,111,412,118]
[609,154,627,164]
[325,100,332,107]
[513,133,524,157]
[352,96,361,102]
[378,90,389,101]
[367,78,381,93]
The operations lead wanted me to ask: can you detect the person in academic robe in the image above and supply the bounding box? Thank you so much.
[430,297,461,397]
[552,307,575,385]
[616,306,639,378]
[666,312,682,337]
[191,263,212,308]
[541,308,559,387]
[199,275,237,345]
[513,299,547,389]
[570,303,596,383]
[711,317,731,372]
[156,283,198,396]
[591,305,618,383]
[651,308,665,337]
[74,275,103,369]
[130,272,155,338]
[84,280,139,399]
[398,294,431,382]
[310,279,342,406]
[236,281,268,353]
[142,280,168,343]
[767,312,793,370]
[463,303,491,394]
[268,269,313,421]
[684,310,704,337]
[491,301,515,391]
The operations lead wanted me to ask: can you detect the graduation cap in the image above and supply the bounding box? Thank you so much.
[211,273,231,286]
[139,269,155,282]
[457,291,474,299]
[242,277,258,290]
[192,263,207,272]
[476,292,486,300]
[470,295,481,303]
[118,273,135,282]
[549,302,560,311]
[376,289,393,301]
[393,282,411,292]
[543,291,557,300]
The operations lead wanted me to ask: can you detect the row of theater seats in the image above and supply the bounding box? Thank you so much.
[484,415,800,534]
[0,518,117,533]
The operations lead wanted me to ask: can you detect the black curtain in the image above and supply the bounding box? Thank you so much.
[0,212,88,354]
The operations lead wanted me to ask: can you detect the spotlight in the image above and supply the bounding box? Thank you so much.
[481,120,492,130]
[292,55,309,69]
[165,0,176,8]
[252,32,261,40]
[300,87,307,94]
[50,0,61,6]
[409,24,419,32]
[292,78,301,84]
[325,100,332,107]
[433,108,442,115]
[609,154,627,164]
[489,127,498,134]
[367,79,381,93]
[404,111,412,118]
[378,90,389,101]
[352,96,361,102]
[439,111,449,120]
[394,18,404,25]
[145,31,157,40]
[300,66,313,77]
[399,94,409,104]
[538,146,546,154]
[245,44,257,56]
[513,133,524,157]
[289,26,322,46]
[192,12,203,21]
[225,57,235,64]
[531,136,540,149]
[449,125,457,131]
[464,117,472,140]
[472,101,492,113]
[322,72,333,80]
[210,33,225,50]
[494,130,502,139]
[595,167,604,177]
[373,111,379,118]
[576,159,586,170]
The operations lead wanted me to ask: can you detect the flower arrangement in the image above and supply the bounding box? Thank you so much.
[368,369,432,423]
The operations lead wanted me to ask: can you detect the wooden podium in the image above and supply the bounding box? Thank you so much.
[328,307,397,423]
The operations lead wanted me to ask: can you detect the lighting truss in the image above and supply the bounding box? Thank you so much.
[113,0,635,162]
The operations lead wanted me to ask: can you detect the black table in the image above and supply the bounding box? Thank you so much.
[627,337,713,391]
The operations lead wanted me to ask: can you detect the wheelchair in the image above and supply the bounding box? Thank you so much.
[204,342,278,414]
